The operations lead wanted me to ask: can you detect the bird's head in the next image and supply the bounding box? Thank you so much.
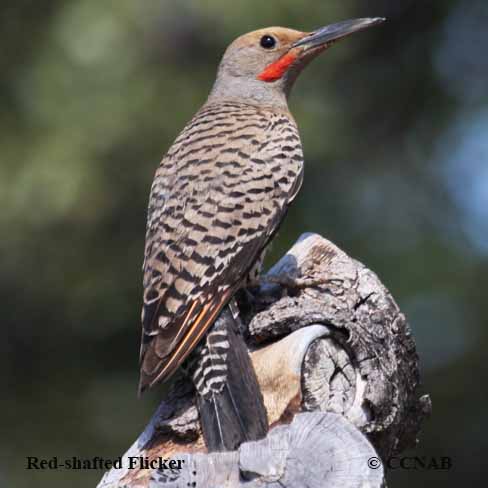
[209,18,385,107]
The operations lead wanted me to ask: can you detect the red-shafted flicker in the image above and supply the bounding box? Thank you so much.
[138,17,384,451]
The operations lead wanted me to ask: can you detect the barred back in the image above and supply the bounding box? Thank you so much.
[139,100,304,392]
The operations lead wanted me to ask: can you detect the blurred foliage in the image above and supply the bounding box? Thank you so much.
[1,0,487,486]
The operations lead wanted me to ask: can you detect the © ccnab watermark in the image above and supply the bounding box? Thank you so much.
[368,456,452,471]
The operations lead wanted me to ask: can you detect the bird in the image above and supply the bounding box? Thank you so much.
[138,17,384,451]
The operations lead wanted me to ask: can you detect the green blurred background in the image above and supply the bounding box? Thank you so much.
[2,0,487,486]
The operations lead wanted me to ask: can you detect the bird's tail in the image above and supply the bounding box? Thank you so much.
[191,305,268,452]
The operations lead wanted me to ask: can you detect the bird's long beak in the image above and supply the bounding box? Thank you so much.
[293,17,385,50]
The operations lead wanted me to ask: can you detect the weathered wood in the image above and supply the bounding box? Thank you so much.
[98,413,384,488]
[247,233,431,457]
[97,233,430,487]
[250,324,332,425]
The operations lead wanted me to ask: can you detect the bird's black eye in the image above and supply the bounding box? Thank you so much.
[260,35,276,49]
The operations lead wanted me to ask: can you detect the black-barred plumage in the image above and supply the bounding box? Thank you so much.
[191,306,268,451]
[139,100,303,394]
[138,20,383,451]
[192,325,231,399]
[138,98,301,450]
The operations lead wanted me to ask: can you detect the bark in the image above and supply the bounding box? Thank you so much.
[97,233,431,488]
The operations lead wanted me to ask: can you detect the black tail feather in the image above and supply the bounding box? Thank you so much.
[192,306,268,452]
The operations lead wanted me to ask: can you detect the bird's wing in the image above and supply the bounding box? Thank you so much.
[138,103,303,393]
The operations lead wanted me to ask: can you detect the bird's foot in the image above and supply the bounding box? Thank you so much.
[262,273,331,290]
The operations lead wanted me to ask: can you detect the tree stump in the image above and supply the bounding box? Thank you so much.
[97,233,431,488]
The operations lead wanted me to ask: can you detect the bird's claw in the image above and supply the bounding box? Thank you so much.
[261,273,330,290]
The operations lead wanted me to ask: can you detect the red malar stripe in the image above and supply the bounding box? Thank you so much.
[257,52,297,82]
